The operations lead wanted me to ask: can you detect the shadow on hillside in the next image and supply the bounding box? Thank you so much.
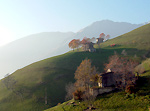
[37,47,150,108]
[143,70,150,73]
[96,88,122,100]
[136,75,150,96]
[75,47,149,60]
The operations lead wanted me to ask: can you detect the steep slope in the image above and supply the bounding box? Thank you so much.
[0,49,120,111]
[100,23,150,50]
[45,24,150,111]
[0,32,74,79]
[0,49,148,111]
[46,58,150,111]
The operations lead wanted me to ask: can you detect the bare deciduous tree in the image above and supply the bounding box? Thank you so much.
[105,54,139,88]
[82,91,96,109]
[65,82,76,100]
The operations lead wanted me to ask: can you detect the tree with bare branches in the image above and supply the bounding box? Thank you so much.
[105,54,139,88]
[65,82,76,100]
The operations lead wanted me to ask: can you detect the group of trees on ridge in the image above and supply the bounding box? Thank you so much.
[68,33,110,51]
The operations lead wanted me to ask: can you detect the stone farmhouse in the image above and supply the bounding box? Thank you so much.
[82,42,96,52]
[96,38,104,44]
[98,71,115,87]
[90,69,116,96]
[81,36,105,52]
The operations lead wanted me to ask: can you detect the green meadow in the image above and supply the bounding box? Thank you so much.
[0,24,150,111]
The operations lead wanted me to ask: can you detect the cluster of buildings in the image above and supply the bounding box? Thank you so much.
[82,38,104,52]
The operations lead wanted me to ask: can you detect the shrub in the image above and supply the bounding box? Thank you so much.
[73,89,84,100]
[125,93,130,99]
[82,91,96,109]
[130,93,136,99]
[125,93,136,99]
[82,91,96,101]
[125,84,136,94]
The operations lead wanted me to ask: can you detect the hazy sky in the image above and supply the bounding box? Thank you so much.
[0,0,150,46]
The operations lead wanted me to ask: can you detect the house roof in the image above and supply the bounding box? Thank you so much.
[99,71,114,76]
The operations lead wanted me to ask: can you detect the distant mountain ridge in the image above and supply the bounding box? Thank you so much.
[0,32,74,78]
[74,20,143,39]
[0,20,143,79]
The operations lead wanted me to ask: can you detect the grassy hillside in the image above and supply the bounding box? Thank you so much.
[100,23,150,50]
[0,24,150,111]
[45,58,150,111]
[0,47,145,111]
[0,48,124,111]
